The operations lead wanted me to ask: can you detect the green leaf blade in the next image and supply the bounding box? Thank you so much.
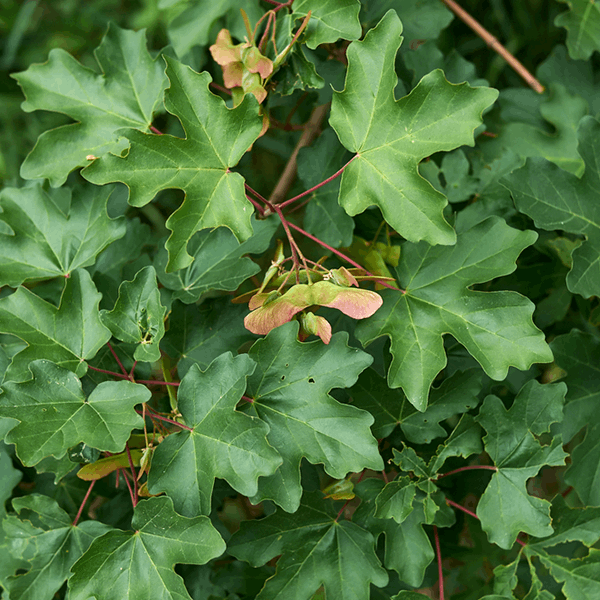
[83,57,263,270]
[68,496,225,600]
[12,24,167,186]
[147,353,282,516]
[0,361,148,466]
[330,11,498,245]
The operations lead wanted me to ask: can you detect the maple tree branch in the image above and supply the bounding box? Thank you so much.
[72,480,96,526]
[279,155,357,210]
[435,464,497,480]
[433,525,445,600]
[267,103,330,207]
[125,443,138,507]
[246,193,266,215]
[440,0,544,93]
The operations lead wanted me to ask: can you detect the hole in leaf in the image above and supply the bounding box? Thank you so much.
[281,375,285,381]
[308,378,315,384]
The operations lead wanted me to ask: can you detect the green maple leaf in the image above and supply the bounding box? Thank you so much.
[229,491,388,600]
[361,0,453,43]
[0,183,125,287]
[2,494,110,600]
[476,380,568,549]
[353,478,434,588]
[68,496,225,600]
[551,330,600,443]
[535,549,600,600]
[352,368,482,442]
[504,116,600,299]
[0,269,111,382]
[243,322,383,512]
[292,0,362,49]
[329,10,498,246]
[161,299,254,378]
[84,57,263,272]
[147,352,281,516]
[565,422,600,506]
[155,215,278,303]
[100,266,166,363]
[555,0,600,60]
[12,24,167,187]
[0,360,148,466]
[355,216,552,410]
[528,495,600,551]
[494,83,587,176]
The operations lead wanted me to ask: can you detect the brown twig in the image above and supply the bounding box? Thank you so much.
[267,103,330,207]
[440,0,544,94]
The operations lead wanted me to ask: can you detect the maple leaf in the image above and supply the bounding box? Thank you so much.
[555,0,600,60]
[352,368,482,442]
[353,478,434,588]
[147,352,281,516]
[83,56,263,272]
[329,10,498,246]
[161,299,254,378]
[100,266,166,363]
[243,322,383,512]
[2,494,110,600]
[292,0,362,49]
[0,360,148,466]
[12,24,167,187]
[229,491,388,600]
[0,269,111,382]
[68,496,225,600]
[355,216,553,410]
[504,116,600,299]
[155,215,277,304]
[0,183,125,287]
[476,380,568,549]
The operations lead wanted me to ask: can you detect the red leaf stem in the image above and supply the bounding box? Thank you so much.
[150,125,163,135]
[125,443,138,507]
[446,498,527,547]
[286,221,402,291]
[137,379,180,387]
[120,465,136,507]
[246,193,266,215]
[209,81,232,96]
[433,525,445,600]
[87,365,130,379]
[278,155,357,209]
[72,480,96,526]
[435,464,497,480]
[107,342,130,378]
[135,408,193,431]
[129,360,138,379]
[241,395,254,403]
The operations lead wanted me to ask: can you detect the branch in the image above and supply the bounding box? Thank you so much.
[136,408,193,431]
[440,0,544,94]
